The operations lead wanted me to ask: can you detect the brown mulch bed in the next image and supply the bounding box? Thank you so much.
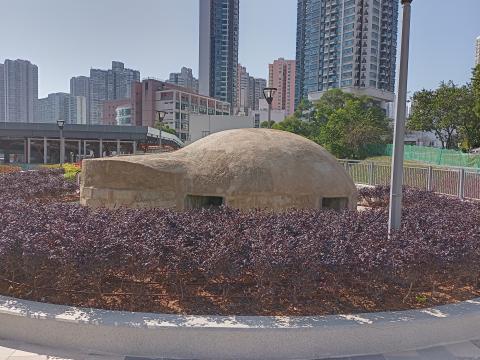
[2,267,480,316]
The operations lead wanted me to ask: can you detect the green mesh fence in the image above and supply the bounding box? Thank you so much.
[365,144,480,168]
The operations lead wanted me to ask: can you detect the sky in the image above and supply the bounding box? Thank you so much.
[0,0,479,99]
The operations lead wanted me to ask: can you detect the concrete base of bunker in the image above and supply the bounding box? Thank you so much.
[80,129,358,212]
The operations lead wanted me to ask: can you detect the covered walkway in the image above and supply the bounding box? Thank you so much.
[0,123,183,164]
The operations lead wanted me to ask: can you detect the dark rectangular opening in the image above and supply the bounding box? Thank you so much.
[185,195,224,209]
[322,197,348,211]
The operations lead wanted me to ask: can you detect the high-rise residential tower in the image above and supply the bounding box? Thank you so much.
[236,64,266,114]
[253,78,267,110]
[269,58,296,116]
[88,61,140,124]
[36,93,70,123]
[70,76,90,98]
[295,0,398,106]
[236,64,250,114]
[36,92,86,124]
[0,59,38,123]
[168,67,199,93]
[475,36,480,66]
[89,69,108,125]
[70,76,90,123]
[199,0,239,110]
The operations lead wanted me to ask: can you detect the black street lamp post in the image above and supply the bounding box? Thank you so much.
[57,120,65,165]
[263,87,277,129]
[156,111,167,152]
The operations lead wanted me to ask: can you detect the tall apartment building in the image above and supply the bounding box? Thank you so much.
[0,59,38,123]
[295,0,398,106]
[167,67,199,93]
[89,69,108,125]
[109,61,140,100]
[269,58,296,116]
[87,61,140,124]
[476,36,480,66]
[236,64,266,114]
[253,78,267,111]
[70,76,90,98]
[70,76,90,123]
[36,92,86,124]
[68,96,87,124]
[199,0,239,110]
[237,64,250,114]
[36,93,70,123]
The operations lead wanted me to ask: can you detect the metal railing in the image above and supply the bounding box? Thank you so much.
[338,159,480,200]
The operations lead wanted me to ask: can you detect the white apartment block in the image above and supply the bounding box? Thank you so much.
[0,59,38,123]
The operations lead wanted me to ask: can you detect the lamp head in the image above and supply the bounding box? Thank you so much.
[263,87,277,105]
[57,120,65,130]
[157,110,167,122]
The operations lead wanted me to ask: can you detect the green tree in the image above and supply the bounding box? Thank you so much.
[272,116,311,137]
[473,64,480,119]
[458,83,480,150]
[260,120,276,128]
[318,97,391,159]
[292,99,314,120]
[275,89,390,159]
[154,121,177,135]
[408,81,479,150]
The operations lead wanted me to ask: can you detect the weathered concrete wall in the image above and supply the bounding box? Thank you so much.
[80,129,357,211]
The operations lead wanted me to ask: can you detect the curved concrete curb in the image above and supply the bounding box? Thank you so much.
[1,295,480,360]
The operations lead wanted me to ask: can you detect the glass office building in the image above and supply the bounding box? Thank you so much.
[199,0,239,111]
[295,0,398,106]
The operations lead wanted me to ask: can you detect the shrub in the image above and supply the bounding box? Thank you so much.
[0,172,480,315]
[40,163,81,181]
[0,165,21,174]
[0,168,78,200]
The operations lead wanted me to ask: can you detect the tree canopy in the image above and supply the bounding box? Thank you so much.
[473,64,480,120]
[407,81,480,150]
[154,121,177,135]
[272,89,391,159]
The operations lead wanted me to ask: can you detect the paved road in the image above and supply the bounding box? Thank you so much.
[2,337,480,360]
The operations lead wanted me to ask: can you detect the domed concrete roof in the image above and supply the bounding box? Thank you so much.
[80,129,357,211]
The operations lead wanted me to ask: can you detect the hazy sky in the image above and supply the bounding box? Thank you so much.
[0,0,479,98]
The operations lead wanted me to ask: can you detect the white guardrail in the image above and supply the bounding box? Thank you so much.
[338,159,480,200]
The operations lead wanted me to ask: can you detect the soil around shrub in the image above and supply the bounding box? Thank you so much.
[1,170,480,316]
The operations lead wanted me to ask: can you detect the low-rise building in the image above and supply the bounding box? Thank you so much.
[101,79,231,142]
[156,86,231,142]
[188,114,257,143]
[249,99,287,127]
[102,99,132,126]
[404,131,442,148]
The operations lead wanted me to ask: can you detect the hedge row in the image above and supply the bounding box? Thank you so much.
[0,171,479,313]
